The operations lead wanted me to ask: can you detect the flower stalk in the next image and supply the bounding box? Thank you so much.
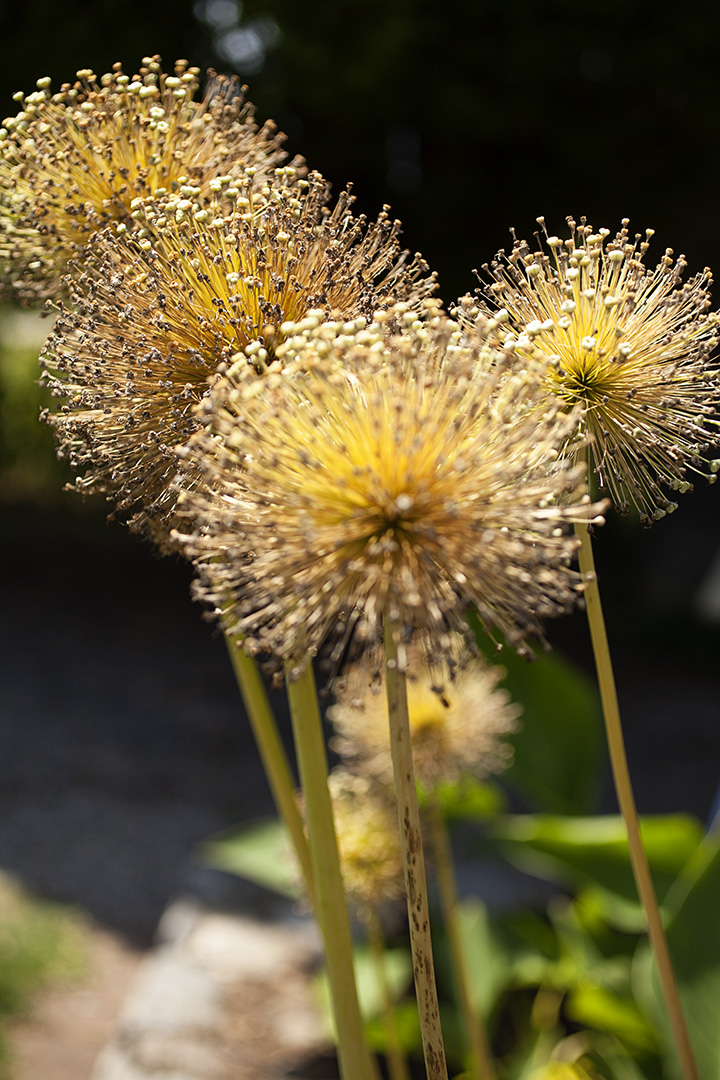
[223,633,314,902]
[574,520,698,1080]
[427,798,495,1080]
[383,615,448,1080]
[365,911,411,1080]
[286,663,378,1080]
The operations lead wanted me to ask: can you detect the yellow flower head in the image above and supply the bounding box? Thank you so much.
[330,646,520,791]
[328,771,404,913]
[40,174,433,541]
[0,56,291,303]
[178,307,606,678]
[470,217,720,522]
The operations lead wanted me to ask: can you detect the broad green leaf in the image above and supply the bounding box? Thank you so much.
[315,943,413,1039]
[422,775,506,820]
[473,630,605,815]
[634,833,720,1080]
[570,889,642,959]
[492,908,559,988]
[491,814,703,922]
[364,997,421,1055]
[585,1033,654,1080]
[434,897,519,1018]
[565,985,658,1054]
[502,1026,568,1080]
[200,818,301,899]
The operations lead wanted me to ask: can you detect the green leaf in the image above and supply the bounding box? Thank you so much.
[587,1033,657,1080]
[435,897,517,1018]
[473,629,605,815]
[565,984,658,1054]
[315,943,413,1039]
[569,889,642,960]
[419,775,506,820]
[491,814,703,924]
[364,997,422,1055]
[200,818,302,900]
[634,833,720,1080]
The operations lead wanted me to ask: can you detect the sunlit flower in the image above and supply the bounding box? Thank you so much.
[0,55,292,303]
[469,217,720,522]
[177,308,606,679]
[40,177,434,540]
[327,771,405,913]
[330,645,520,792]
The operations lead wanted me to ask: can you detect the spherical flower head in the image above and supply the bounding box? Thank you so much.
[470,217,720,523]
[40,175,434,542]
[178,308,606,679]
[330,645,521,792]
[327,771,405,914]
[0,56,292,303]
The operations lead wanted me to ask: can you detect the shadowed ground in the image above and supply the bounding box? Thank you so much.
[1,498,720,947]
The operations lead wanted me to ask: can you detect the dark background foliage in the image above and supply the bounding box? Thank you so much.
[4,0,720,296]
[1,0,719,940]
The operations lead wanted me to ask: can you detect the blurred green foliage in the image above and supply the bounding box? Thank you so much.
[211,804,718,1078]
[3,0,720,301]
[203,645,719,1078]
[0,876,86,1075]
[0,309,63,502]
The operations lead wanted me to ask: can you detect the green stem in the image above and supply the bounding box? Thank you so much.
[286,662,379,1080]
[574,521,698,1080]
[223,635,315,903]
[428,798,496,1080]
[365,910,412,1080]
[383,615,448,1080]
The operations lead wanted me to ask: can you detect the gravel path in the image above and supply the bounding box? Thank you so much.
[1,502,291,945]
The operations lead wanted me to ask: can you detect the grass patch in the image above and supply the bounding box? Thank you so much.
[0,874,87,1075]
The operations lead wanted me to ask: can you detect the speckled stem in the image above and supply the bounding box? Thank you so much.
[383,615,448,1080]
[428,798,496,1080]
[286,662,379,1080]
[575,521,698,1080]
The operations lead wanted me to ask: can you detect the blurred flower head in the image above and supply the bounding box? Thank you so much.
[177,307,606,679]
[469,217,720,522]
[40,174,433,540]
[0,55,292,303]
[330,645,520,792]
[327,771,405,914]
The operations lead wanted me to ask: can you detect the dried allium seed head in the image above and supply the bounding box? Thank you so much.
[40,178,434,541]
[467,217,720,523]
[330,645,520,791]
[177,310,606,679]
[0,56,293,303]
[327,771,405,914]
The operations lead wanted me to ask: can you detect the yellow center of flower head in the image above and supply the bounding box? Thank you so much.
[182,306,605,676]
[0,55,288,302]
[41,176,433,544]
[330,642,520,791]
[472,216,720,522]
[406,680,448,734]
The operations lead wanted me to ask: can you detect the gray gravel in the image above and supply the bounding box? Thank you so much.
[1,504,293,944]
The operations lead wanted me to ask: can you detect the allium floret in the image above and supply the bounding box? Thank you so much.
[0,56,293,303]
[469,216,720,523]
[177,308,606,678]
[330,645,520,792]
[40,176,434,538]
[327,772,405,914]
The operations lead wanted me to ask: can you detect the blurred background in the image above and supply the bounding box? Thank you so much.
[1,0,720,948]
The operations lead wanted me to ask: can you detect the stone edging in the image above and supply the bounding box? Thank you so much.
[91,896,330,1080]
